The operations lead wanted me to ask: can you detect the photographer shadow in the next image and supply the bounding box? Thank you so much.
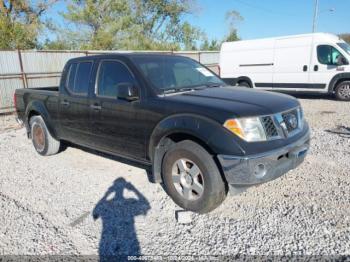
[93,178,150,260]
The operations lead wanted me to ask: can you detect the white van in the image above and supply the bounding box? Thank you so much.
[219,33,350,100]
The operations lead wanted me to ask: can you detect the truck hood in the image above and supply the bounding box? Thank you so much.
[163,86,300,117]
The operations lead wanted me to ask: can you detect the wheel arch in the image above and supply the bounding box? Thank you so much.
[236,76,253,88]
[328,73,350,93]
[25,101,58,139]
[147,114,244,183]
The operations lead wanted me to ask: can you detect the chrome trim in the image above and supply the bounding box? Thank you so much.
[259,106,304,140]
[15,117,23,126]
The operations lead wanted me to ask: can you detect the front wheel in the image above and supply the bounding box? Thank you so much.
[162,140,227,213]
[30,115,61,156]
[335,81,350,101]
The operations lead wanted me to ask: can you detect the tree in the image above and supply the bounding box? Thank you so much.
[56,0,203,50]
[200,38,220,51]
[224,29,240,42]
[0,0,57,49]
[339,34,350,43]
[200,10,242,51]
[223,10,242,42]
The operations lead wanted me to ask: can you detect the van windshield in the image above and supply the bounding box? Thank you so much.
[337,42,350,55]
[131,56,225,93]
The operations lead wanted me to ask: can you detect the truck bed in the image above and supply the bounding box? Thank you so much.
[16,86,59,93]
[15,86,60,123]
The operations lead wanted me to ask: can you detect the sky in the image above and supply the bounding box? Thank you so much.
[45,0,350,42]
[185,0,350,40]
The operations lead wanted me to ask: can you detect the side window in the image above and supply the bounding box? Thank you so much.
[66,63,77,92]
[65,62,92,95]
[97,61,134,98]
[317,45,343,65]
[74,62,93,95]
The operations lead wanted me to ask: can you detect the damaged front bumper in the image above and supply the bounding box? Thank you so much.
[217,129,310,190]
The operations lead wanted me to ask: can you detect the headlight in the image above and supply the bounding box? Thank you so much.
[223,117,267,142]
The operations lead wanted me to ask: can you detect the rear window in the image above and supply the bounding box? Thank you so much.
[66,62,93,95]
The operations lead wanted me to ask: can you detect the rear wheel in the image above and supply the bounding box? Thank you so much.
[162,140,227,213]
[30,115,61,156]
[335,81,350,101]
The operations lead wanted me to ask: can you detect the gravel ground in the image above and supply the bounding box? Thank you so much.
[0,96,349,257]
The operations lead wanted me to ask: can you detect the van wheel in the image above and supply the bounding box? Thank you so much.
[162,140,227,213]
[238,81,251,88]
[29,115,61,156]
[335,81,350,101]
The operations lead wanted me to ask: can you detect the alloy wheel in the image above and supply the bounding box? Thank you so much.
[171,158,204,200]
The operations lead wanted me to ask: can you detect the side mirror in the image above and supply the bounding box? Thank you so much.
[340,57,349,65]
[117,83,139,101]
[336,56,348,66]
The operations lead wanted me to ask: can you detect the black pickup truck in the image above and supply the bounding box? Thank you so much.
[15,54,310,213]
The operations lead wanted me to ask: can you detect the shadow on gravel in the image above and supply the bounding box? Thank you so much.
[325,125,350,138]
[68,144,151,171]
[264,91,334,100]
[285,93,335,101]
[93,178,150,260]
[69,143,156,182]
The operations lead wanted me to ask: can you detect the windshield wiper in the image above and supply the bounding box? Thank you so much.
[204,82,225,88]
[163,87,200,94]
[162,83,224,95]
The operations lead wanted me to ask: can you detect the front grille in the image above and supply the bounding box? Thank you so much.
[261,116,278,138]
[260,107,302,140]
[281,109,299,133]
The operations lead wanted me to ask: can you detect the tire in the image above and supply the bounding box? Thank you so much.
[238,81,251,88]
[335,81,350,101]
[29,115,61,156]
[162,140,227,213]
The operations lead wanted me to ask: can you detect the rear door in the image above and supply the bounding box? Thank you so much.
[272,37,312,90]
[59,61,94,145]
[89,59,145,159]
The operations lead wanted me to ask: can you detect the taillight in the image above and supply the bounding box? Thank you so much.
[13,93,17,107]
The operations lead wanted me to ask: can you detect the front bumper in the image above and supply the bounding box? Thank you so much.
[217,129,310,186]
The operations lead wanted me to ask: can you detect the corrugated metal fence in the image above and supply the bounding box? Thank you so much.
[0,50,219,113]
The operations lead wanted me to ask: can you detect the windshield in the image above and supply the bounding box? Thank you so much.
[337,42,350,56]
[131,55,225,92]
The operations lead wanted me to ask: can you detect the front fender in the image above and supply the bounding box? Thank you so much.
[148,114,245,159]
[25,100,58,139]
[147,114,245,183]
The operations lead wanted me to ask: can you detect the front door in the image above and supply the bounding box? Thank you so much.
[309,44,350,91]
[89,59,145,160]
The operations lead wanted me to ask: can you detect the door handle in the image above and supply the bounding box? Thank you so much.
[90,104,102,111]
[314,65,319,71]
[61,100,70,106]
[303,65,308,72]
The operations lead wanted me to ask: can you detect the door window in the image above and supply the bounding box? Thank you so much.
[66,62,93,95]
[97,60,135,98]
[317,45,347,65]
[66,63,77,92]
